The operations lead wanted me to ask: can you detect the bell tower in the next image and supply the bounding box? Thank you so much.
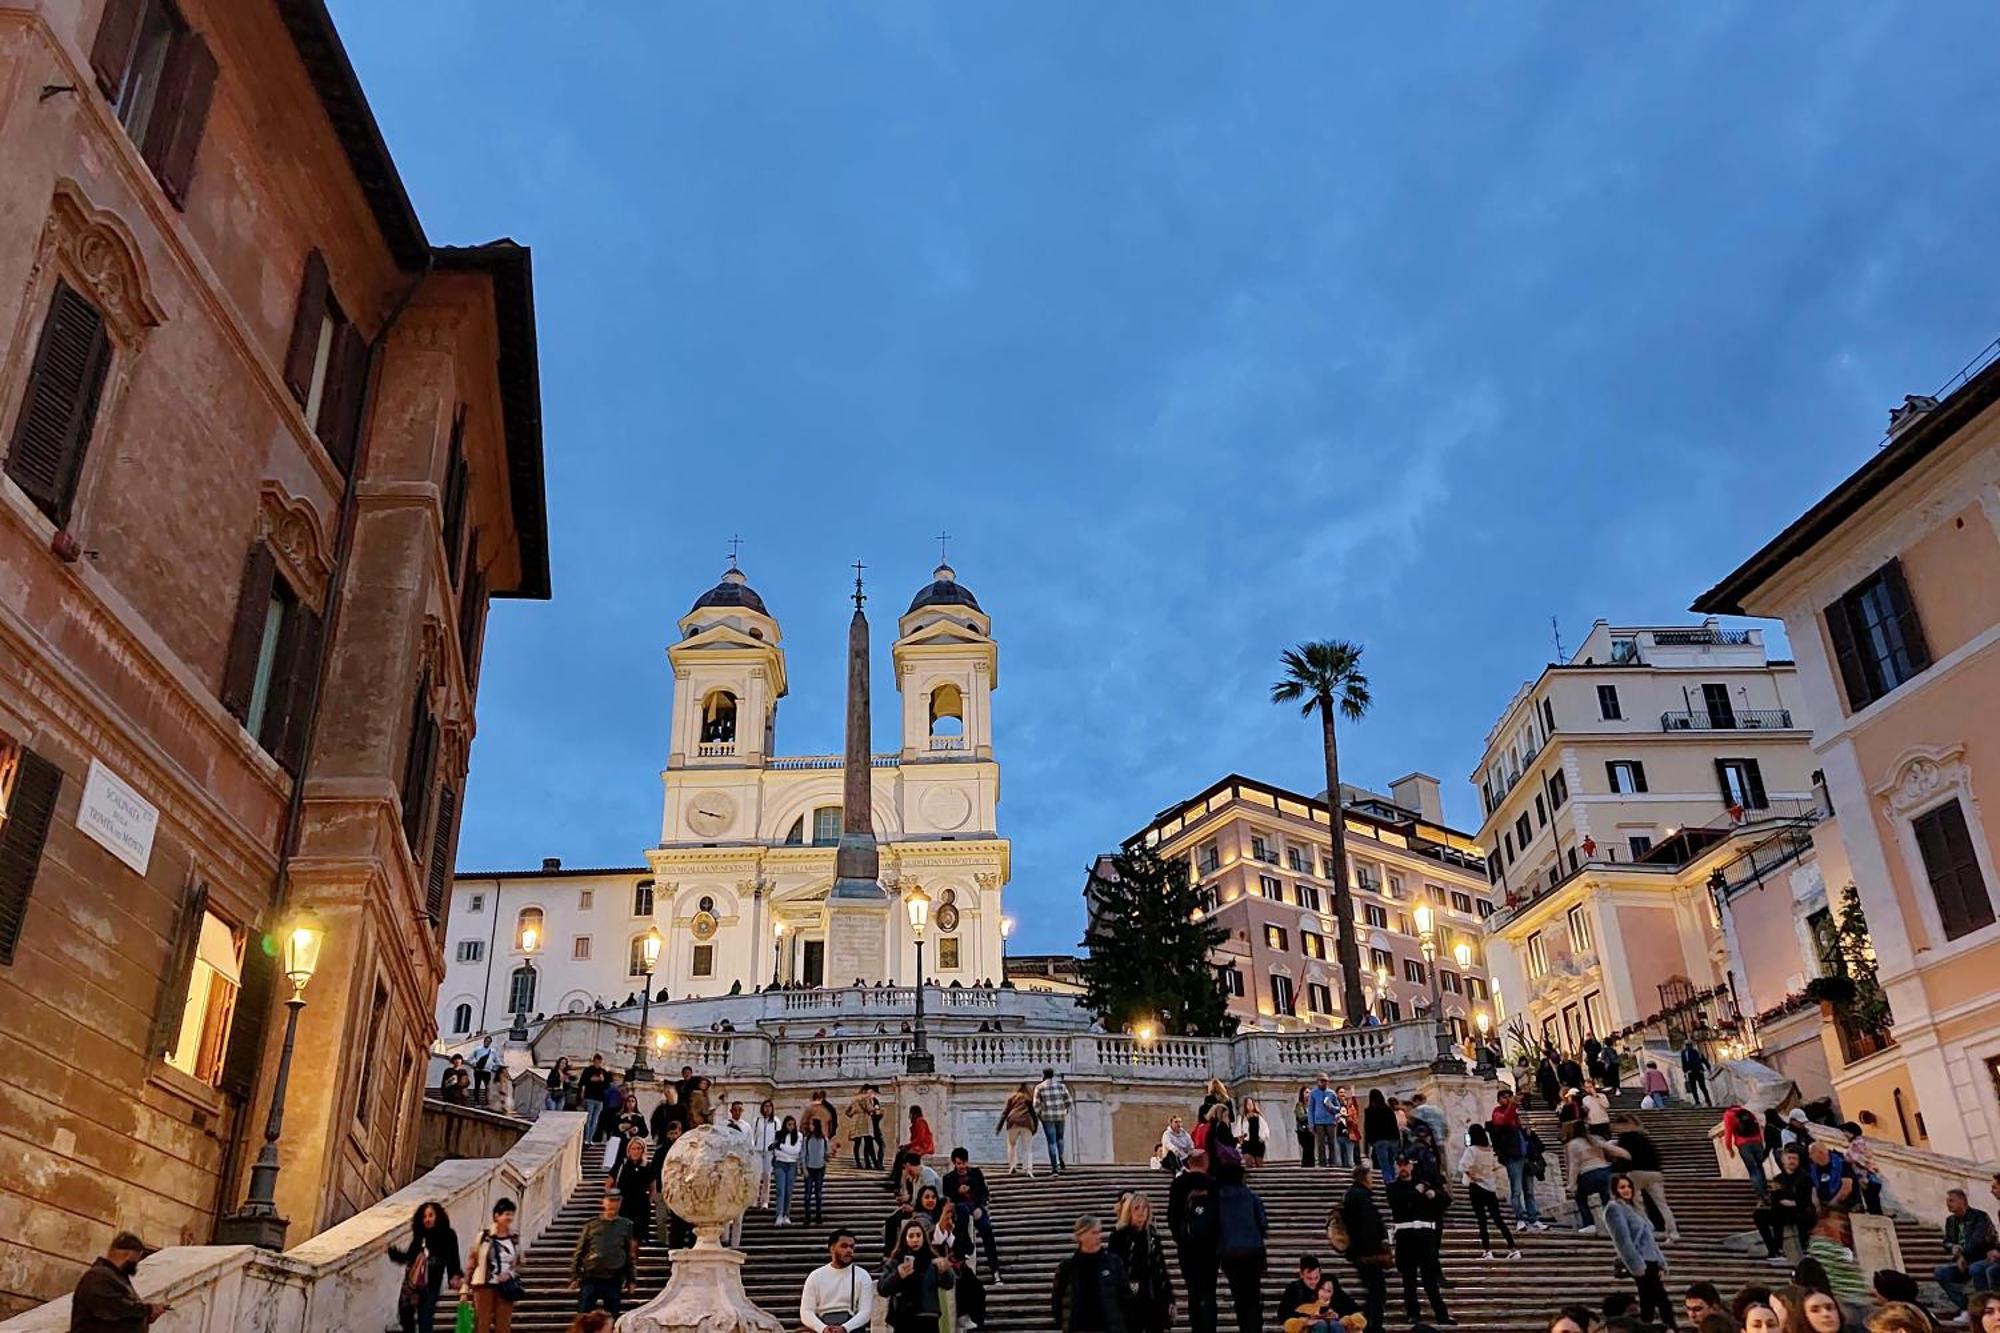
[666,564,786,770]
[894,563,997,761]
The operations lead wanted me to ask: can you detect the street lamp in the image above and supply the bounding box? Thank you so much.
[771,919,786,989]
[1475,1010,1494,1074]
[1413,904,1464,1072]
[628,927,662,1083]
[1000,914,1014,983]
[509,916,541,1042]
[905,884,935,1074]
[216,907,325,1249]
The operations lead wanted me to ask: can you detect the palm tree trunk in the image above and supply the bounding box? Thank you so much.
[1320,697,1368,1024]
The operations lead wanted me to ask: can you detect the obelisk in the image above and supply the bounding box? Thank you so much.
[824,564,891,981]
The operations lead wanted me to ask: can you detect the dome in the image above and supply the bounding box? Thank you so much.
[907,562,981,614]
[689,566,768,616]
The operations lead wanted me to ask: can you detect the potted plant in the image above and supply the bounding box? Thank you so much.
[1804,974,1857,1006]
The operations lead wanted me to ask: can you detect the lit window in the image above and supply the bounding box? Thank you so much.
[1260,875,1284,900]
[1526,931,1548,979]
[1567,905,1593,953]
[1265,924,1289,951]
[165,910,242,1086]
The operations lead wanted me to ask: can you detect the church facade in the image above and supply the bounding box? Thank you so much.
[437,562,1010,1036]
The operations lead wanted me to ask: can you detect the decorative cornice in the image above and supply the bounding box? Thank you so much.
[1874,743,1970,816]
[258,483,334,612]
[43,180,165,342]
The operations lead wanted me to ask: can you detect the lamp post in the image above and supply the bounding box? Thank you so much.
[905,884,935,1074]
[771,920,786,989]
[1475,1011,1494,1074]
[216,908,325,1249]
[629,927,662,1083]
[999,915,1014,983]
[1414,904,1464,1072]
[509,918,541,1042]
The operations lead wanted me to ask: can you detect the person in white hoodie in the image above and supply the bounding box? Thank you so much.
[750,1098,781,1211]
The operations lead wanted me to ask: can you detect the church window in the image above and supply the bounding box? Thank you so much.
[633,879,654,917]
[451,1003,471,1034]
[928,683,964,738]
[700,690,738,744]
[784,817,804,845]
[937,937,960,970]
[812,806,842,846]
[691,944,714,977]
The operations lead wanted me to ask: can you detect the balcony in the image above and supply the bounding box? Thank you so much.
[1652,628,1752,647]
[1659,708,1794,732]
[927,736,967,752]
[695,742,736,758]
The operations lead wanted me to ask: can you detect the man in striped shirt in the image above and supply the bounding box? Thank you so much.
[1033,1067,1074,1174]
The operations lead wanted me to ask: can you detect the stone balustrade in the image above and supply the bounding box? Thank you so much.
[1709,1113,1996,1230]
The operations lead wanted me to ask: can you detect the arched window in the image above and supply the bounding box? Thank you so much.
[783,817,804,845]
[628,935,653,977]
[811,805,842,846]
[700,689,738,743]
[515,907,544,953]
[451,1002,471,1034]
[928,683,964,737]
[508,965,537,1014]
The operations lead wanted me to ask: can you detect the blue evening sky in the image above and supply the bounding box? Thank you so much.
[332,3,2000,953]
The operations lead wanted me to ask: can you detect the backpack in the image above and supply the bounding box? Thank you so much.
[1325,1206,1351,1256]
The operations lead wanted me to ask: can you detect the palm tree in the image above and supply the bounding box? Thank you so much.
[1272,640,1373,1025]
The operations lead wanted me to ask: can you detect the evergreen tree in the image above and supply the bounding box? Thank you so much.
[1078,845,1233,1036]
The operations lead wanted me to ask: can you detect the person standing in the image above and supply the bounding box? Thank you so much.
[1604,1174,1675,1328]
[69,1232,167,1332]
[440,1055,471,1105]
[1409,1093,1447,1146]
[607,1137,660,1245]
[1169,1148,1220,1333]
[387,1201,463,1333]
[1535,1048,1562,1111]
[1294,1088,1316,1168]
[1458,1125,1521,1260]
[772,1115,804,1226]
[998,1082,1039,1177]
[1214,1162,1269,1333]
[1613,1117,1681,1243]
[1363,1089,1400,1181]
[580,1055,611,1143]
[1602,1038,1624,1095]
[800,1229,875,1333]
[1723,1104,1770,1199]
[879,1220,955,1333]
[1386,1154,1451,1326]
[1050,1215,1127,1332]
[844,1086,877,1168]
[470,1036,496,1105]
[1680,1039,1712,1107]
[1109,1191,1175,1332]
[801,1117,832,1228]
[1562,1121,1628,1234]
[1341,1164,1393,1333]
[1035,1067,1075,1174]
[1336,1087,1362,1169]
[1238,1097,1270,1168]
[1583,1033,1604,1083]
[1490,1088,1545,1231]
[569,1190,638,1318]
[1582,1082,1613,1138]
[1308,1076,1340,1169]
[545,1057,577,1113]
[465,1199,523,1333]
[748,1098,779,1211]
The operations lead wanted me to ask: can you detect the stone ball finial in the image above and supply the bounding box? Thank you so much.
[659,1126,759,1247]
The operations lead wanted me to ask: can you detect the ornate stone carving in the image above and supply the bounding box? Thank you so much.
[1874,744,1968,816]
[42,182,165,342]
[257,484,334,611]
[617,1127,783,1332]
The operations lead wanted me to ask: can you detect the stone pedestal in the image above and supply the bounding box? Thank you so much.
[617,1127,783,1333]
[1851,1212,1904,1278]
[825,900,890,986]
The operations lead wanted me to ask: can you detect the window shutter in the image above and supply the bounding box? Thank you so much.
[219,545,276,722]
[146,878,209,1060]
[425,785,458,925]
[458,533,488,689]
[400,678,438,851]
[1915,802,1993,941]
[6,282,112,527]
[218,930,275,1099]
[0,750,62,965]
[142,30,217,209]
[281,251,330,404]
[316,325,369,472]
[442,409,469,584]
[1824,598,1872,712]
[89,0,145,98]
[1632,761,1648,793]
[270,603,323,774]
[1881,559,1932,674]
[1745,759,1768,810]
[1714,758,1735,805]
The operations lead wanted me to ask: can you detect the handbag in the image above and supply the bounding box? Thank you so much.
[453,1299,475,1333]
[495,1277,526,1303]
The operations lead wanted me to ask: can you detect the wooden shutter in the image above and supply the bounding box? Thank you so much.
[281,251,330,404]
[1823,596,1871,712]
[316,324,369,473]
[142,29,217,209]
[424,786,458,924]
[1745,759,1768,810]
[1715,758,1736,805]
[6,282,112,527]
[457,532,488,688]
[0,750,62,966]
[441,409,469,585]
[218,929,275,1099]
[270,603,323,774]
[89,0,145,98]
[1914,802,1994,941]
[219,545,276,722]
[146,877,209,1060]
[399,678,438,851]
[1881,559,1932,675]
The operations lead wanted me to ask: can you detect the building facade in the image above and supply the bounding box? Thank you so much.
[1470,623,1823,1052]
[437,563,1010,1036]
[1695,365,2000,1160]
[1123,774,1497,1034]
[0,0,546,1311]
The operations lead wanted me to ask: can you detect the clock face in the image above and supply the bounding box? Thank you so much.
[687,791,735,836]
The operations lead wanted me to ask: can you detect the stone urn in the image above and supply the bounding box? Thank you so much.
[617,1126,783,1333]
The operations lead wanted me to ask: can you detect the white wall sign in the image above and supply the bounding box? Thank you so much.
[78,758,157,876]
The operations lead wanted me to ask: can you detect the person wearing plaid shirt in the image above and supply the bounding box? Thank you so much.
[1033,1068,1074,1174]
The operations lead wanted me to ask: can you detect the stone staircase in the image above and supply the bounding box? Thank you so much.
[439,1099,1954,1333]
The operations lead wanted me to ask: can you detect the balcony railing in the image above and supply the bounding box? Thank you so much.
[766,753,903,770]
[695,742,736,757]
[927,736,967,752]
[1659,708,1794,731]
[1652,628,1752,647]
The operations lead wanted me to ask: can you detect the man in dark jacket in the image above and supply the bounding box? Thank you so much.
[1213,1164,1269,1333]
[1051,1215,1126,1332]
[1342,1165,1391,1333]
[1168,1149,1219,1333]
[1386,1153,1451,1325]
[941,1147,1004,1280]
[1934,1187,1997,1314]
[71,1232,166,1332]
[1752,1146,1815,1260]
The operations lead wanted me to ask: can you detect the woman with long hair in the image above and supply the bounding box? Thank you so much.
[545,1057,575,1112]
[771,1114,803,1226]
[1970,1292,2000,1333]
[1108,1191,1175,1332]
[1561,1119,1628,1233]
[1203,1100,1239,1165]
[800,1114,830,1227]
[607,1135,659,1244]
[1780,1288,1848,1333]
[877,1218,955,1333]
[1238,1097,1269,1167]
[1363,1088,1400,1179]
[1294,1087,1316,1167]
[996,1082,1039,1177]
[1604,1173,1673,1327]
[1199,1076,1235,1126]
[1743,1300,1783,1333]
[386,1200,462,1333]
[1457,1124,1520,1260]
[915,1184,945,1226]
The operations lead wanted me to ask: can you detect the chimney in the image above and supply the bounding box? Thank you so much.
[1389,772,1444,825]
[541,857,562,872]
[1887,395,1938,439]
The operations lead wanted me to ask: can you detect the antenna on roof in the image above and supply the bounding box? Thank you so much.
[1552,616,1567,662]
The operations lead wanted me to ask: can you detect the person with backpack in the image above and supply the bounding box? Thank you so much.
[1169,1148,1219,1333]
[1339,1162,1393,1333]
[1213,1161,1269,1333]
[465,1198,524,1333]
